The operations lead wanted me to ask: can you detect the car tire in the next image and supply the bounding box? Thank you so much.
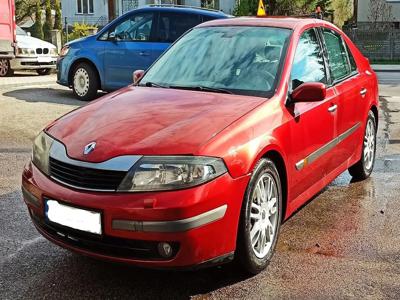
[72,62,99,101]
[348,110,377,180]
[36,68,52,76]
[236,158,282,275]
[0,58,12,77]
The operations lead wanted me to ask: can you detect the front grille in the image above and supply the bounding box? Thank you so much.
[22,61,56,66]
[31,213,179,260]
[49,157,127,191]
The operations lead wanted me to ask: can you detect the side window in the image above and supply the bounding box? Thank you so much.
[322,28,351,82]
[291,29,326,90]
[346,44,357,73]
[109,13,154,42]
[157,13,201,43]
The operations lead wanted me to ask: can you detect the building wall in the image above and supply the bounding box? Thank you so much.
[61,0,109,25]
[357,0,400,22]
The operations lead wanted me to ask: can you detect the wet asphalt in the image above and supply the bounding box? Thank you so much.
[0,72,399,299]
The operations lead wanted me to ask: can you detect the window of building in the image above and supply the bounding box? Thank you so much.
[201,0,219,10]
[77,0,94,14]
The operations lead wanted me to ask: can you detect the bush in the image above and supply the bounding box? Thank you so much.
[67,23,98,42]
[43,0,52,42]
[32,0,44,40]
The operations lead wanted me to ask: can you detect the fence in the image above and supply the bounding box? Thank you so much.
[344,26,400,61]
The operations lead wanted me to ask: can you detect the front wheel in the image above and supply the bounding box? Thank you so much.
[72,63,99,101]
[236,158,282,274]
[0,58,12,77]
[348,110,377,180]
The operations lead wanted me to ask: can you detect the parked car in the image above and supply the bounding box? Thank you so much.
[23,17,378,274]
[8,26,58,75]
[0,0,16,77]
[57,6,229,101]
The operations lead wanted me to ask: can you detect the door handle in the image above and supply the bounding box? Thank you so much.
[328,104,338,113]
[360,88,367,96]
[139,51,150,56]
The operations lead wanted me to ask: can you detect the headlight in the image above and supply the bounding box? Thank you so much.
[32,131,54,175]
[118,156,227,192]
[17,47,36,56]
[50,48,58,56]
[60,45,70,57]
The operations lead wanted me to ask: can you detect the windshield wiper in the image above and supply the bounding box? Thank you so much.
[142,82,169,89]
[169,85,234,95]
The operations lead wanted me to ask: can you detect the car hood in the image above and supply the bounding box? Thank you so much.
[16,35,56,49]
[46,86,266,162]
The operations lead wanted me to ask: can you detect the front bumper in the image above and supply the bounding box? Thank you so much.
[22,161,249,268]
[11,56,57,70]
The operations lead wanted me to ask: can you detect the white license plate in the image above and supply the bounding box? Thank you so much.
[45,200,102,235]
[38,56,52,63]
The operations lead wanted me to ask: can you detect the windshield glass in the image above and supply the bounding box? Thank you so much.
[141,26,291,97]
[16,26,28,36]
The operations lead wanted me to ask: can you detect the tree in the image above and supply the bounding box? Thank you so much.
[368,0,394,30]
[54,0,62,30]
[43,0,52,41]
[31,0,44,39]
[15,0,37,24]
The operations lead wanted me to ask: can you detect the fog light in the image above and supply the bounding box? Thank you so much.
[157,242,173,258]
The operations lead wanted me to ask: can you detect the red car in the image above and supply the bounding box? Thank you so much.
[22,17,378,274]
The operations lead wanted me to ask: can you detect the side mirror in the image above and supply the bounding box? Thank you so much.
[290,82,326,103]
[108,32,116,41]
[133,70,145,85]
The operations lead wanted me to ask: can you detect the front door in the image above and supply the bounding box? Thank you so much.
[288,28,338,200]
[103,12,156,90]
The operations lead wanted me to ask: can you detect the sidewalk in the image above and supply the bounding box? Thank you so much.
[372,64,400,72]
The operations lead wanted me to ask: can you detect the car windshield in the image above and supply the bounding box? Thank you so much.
[141,26,291,97]
[16,26,28,36]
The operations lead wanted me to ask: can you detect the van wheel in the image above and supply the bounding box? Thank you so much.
[37,68,52,76]
[72,62,99,101]
[0,59,12,77]
[236,158,282,275]
[348,110,377,180]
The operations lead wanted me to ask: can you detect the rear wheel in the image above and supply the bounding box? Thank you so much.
[236,158,282,274]
[36,68,52,76]
[0,58,12,77]
[348,110,377,180]
[72,62,99,101]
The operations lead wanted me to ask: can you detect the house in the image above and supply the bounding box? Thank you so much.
[356,0,400,25]
[61,0,236,27]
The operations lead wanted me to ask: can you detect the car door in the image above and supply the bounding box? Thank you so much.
[152,12,203,60]
[103,12,157,90]
[288,28,339,199]
[319,28,362,166]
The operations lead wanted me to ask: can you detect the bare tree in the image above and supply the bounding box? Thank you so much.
[368,0,394,30]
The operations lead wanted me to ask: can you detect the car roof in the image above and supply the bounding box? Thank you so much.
[196,16,331,30]
[134,5,229,18]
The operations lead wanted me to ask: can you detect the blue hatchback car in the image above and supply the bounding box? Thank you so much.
[57,6,229,101]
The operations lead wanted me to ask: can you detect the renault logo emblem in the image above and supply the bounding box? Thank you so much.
[83,142,96,155]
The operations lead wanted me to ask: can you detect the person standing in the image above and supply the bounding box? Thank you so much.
[312,5,324,19]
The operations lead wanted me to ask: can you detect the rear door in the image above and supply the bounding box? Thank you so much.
[152,12,203,59]
[288,28,338,199]
[319,28,362,166]
[103,11,157,90]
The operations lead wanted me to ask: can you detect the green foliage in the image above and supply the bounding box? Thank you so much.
[67,23,98,42]
[31,0,44,40]
[54,0,62,30]
[43,0,52,41]
[233,0,259,16]
[15,0,36,24]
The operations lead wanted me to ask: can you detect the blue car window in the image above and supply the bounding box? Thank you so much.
[112,12,154,41]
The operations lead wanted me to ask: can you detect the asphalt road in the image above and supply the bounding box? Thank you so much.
[1,72,400,299]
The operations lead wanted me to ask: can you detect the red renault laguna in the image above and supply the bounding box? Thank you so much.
[22,17,378,274]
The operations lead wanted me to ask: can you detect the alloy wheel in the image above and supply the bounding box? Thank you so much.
[0,59,9,77]
[364,118,375,170]
[249,173,279,259]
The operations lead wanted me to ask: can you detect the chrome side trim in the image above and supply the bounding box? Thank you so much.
[21,186,40,207]
[112,205,228,233]
[296,122,361,171]
[49,140,142,172]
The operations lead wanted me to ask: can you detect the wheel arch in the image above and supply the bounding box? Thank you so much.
[68,58,102,89]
